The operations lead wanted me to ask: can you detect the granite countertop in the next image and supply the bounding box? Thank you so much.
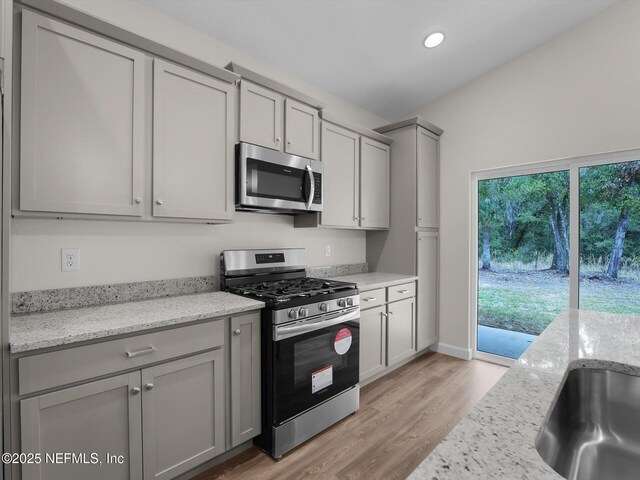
[409,309,640,479]
[327,272,418,291]
[10,292,264,353]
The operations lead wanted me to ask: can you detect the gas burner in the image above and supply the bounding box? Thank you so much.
[227,277,354,304]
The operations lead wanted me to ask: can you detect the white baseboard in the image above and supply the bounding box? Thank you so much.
[432,342,473,360]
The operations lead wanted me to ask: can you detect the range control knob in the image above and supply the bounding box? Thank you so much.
[288,309,298,320]
[346,297,354,307]
[319,302,328,312]
[298,308,309,317]
[337,299,347,308]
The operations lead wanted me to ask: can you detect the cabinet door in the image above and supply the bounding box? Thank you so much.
[284,98,320,160]
[417,232,438,350]
[320,122,360,228]
[360,137,390,229]
[142,350,225,480]
[20,11,144,216]
[230,312,261,447]
[360,306,387,382]
[153,60,234,220]
[21,372,142,480]
[239,81,283,151]
[387,298,416,366]
[417,128,439,228]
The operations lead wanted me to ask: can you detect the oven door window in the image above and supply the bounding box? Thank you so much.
[246,158,306,202]
[273,319,359,425]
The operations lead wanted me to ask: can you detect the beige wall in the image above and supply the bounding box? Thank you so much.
[11,0,386,292]
[412,1,640,354]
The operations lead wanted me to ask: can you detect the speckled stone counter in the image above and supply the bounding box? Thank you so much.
[10,292,264,353]
[409,309,640,480]
[327,272,417,291]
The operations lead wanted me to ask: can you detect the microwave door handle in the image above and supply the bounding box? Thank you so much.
[305,165,315,210]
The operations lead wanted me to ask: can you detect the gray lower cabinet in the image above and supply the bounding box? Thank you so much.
[359,306,387,381]
[358,283,417,383]
[20,372,143,480]
[142,350,225,480]
[386,297,416,367]
[229,312,261,447]
[20,350,226,480]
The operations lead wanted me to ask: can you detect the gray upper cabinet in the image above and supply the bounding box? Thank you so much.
[20,372,143,480]
[360,137,390,229]
[20,11,144,216]
[417,232,438,350]
[320,122,360,228]
[284,98,320,160]
[141,350,225,480]
[239,80,320,160]
[239,81,283,151]
[417,128,439,228]
[152,60,234,221]
[230,312,261,448]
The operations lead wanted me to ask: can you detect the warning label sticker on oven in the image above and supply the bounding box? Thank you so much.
[311,365,333,394]
[334,328,353,355]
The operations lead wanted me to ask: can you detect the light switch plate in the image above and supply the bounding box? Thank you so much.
[61,248,80,272]
[325,244,331,257]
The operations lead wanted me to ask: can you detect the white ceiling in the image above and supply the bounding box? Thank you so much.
[139,0,617,120]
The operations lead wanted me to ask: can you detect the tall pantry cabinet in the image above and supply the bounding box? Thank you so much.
[367,117,443,352]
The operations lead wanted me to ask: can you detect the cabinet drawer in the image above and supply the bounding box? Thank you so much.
[359,288,386,309]
[387,282,416,303]
[19,320,224,396]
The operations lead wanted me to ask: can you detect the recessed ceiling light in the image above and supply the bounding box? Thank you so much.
[424,32,444,48]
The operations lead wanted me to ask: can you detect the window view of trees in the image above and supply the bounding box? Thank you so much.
[580,161,640,314]
[478,161,640,356]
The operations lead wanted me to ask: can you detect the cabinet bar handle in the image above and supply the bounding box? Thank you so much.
[363,297,377,302]
[126,346,156,358]
[398,289,410,294]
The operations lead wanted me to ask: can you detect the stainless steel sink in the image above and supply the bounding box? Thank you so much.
[536,368,640,480]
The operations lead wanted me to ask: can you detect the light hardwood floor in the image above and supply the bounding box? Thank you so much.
[197,352,507,480]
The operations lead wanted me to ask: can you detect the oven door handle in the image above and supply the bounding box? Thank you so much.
[274,308,359,341]
[305,165,315,210]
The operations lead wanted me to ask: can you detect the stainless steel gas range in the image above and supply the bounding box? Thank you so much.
[220,248,360,459]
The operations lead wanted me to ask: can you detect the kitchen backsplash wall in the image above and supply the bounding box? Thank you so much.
[12,262,369,313]
[12,276,216,314]
[12,212,366,292]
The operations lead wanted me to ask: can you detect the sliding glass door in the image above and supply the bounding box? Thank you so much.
[579,161,640,315]
[477,171,570,359]
[475,156,640,361]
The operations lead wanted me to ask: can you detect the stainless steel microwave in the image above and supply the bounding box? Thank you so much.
[236,142,323,214]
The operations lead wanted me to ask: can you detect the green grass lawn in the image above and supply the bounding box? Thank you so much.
[478,270,640,336]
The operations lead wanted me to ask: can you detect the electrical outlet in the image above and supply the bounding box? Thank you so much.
[61,248,80,272]
[325,243,331,257]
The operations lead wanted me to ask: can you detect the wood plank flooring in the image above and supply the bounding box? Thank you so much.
[196,352,507,480]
